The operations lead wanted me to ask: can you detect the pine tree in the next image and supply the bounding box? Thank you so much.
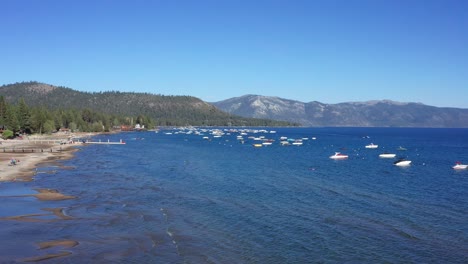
[5,104,20,132]
[0,96,7,121]
[31,107,50,134]
[17,98,32,133]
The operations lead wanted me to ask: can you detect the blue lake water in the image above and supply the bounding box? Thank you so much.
[0,127,467,263]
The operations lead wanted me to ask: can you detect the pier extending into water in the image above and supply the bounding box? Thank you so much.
[0,138,125,153]
[82,139,126,144]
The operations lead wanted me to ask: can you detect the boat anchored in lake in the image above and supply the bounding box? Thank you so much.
[379,153,396,158]
[330,152,349,159]
[365,143,378,149]
[394,158,411,166]
[452,162,468,170]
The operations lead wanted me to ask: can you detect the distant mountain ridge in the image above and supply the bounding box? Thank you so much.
[212,95,468,127]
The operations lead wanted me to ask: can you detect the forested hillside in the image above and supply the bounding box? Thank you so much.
[0,82,295,135]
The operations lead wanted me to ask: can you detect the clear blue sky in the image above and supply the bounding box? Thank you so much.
[1,0,467,108]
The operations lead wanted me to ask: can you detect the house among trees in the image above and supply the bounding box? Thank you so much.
[58,127,71,134]
[120,125,133,131]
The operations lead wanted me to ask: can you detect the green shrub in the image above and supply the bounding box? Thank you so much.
[2,129,14,139]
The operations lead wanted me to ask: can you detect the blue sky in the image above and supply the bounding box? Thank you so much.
[1,0,467,108]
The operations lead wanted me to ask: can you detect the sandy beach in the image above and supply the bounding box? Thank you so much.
[0,133,84,182]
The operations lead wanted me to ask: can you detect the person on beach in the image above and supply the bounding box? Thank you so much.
[9,158,19,166]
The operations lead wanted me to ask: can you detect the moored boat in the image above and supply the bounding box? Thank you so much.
[330,152,348,159]
[452,162,468,170]
[394,159,411,166]
[379,153,396,158]
[365,143,378,149]
[292,140,303,146]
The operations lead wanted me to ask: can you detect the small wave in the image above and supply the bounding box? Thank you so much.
[160,208,169,222]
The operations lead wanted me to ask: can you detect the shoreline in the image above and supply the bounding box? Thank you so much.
[0,133,96,182]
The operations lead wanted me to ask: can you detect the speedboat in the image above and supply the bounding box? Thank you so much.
[394,159,411,166]
[379,153,396,158]
[365,143,378,149]
[330,152,348,159]
[292,140,303,146]
[453,162,468,170]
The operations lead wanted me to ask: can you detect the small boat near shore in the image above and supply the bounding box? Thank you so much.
[452,162,468,170]
[330,152,348,159]
[379,153,396,158]
[394,158,411,166]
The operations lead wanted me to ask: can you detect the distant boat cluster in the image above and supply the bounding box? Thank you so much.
[163,127,317,147]
[161,127,467,170]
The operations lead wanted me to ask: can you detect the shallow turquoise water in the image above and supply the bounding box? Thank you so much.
[0,127,467,263]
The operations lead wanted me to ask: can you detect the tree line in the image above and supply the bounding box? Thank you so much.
[0,96,154,138]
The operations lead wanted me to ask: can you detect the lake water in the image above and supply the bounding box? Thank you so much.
[0,127,467,263]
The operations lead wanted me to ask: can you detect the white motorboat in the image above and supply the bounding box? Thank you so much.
[394,159,411,166]
[379,153,396,158]
[330,152,348,159]
[453,162,468,170]
[292,140,303,146]
[365,143,378,149]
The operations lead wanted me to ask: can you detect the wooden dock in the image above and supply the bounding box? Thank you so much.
[82,139,126,145]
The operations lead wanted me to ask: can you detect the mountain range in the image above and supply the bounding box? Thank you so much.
[212,95,468,127]
[2,82,467,127]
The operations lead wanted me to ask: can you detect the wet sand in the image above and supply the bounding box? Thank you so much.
[0,207,73,222]
[0,134,82,182]
[22,240,78,262]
